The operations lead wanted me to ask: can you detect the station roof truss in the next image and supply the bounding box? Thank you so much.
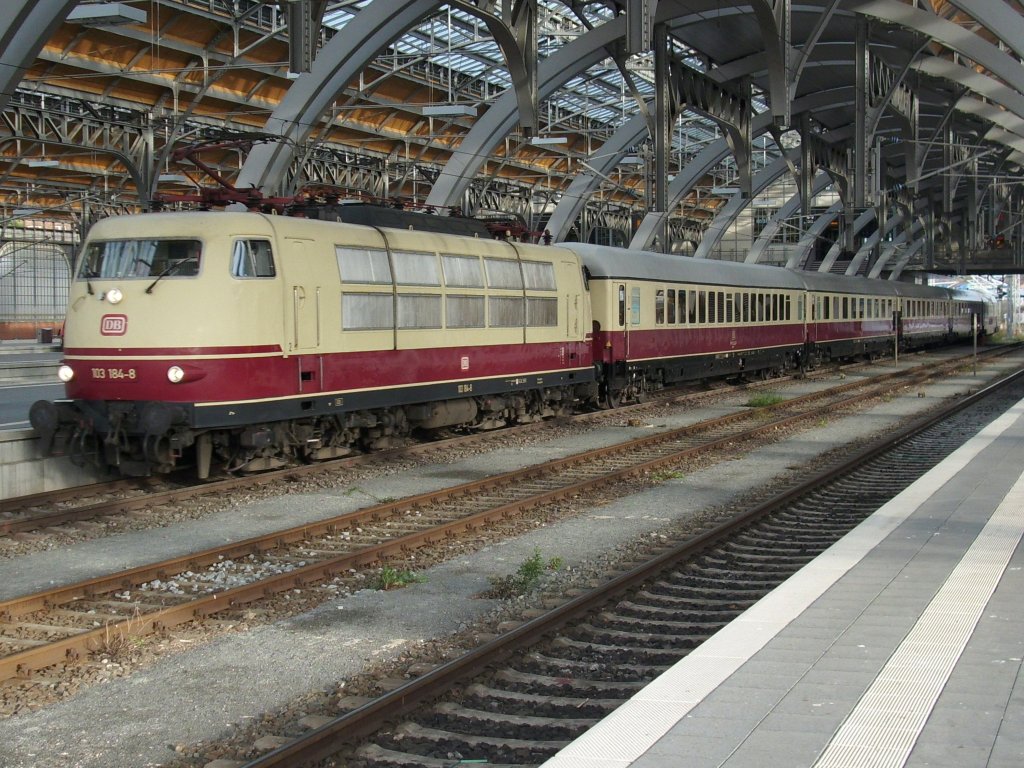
[0,0,1023,276]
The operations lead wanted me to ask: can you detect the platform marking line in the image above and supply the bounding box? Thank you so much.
[812,469,1024,768]
[540,401,1024,768]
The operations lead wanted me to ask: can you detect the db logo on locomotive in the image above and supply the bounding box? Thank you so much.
[100,314,128,336]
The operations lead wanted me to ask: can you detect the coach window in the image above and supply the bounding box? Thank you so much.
[231,240,275,278]
[631,287,641,325]
[335,246,390,284]
[667,289,676,324]
[688,290,697,323]
[697,291,706,324]
[785,294,792,321]
[655,289,665,324]
[618,284,626,326]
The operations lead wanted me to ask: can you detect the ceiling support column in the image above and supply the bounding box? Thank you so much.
[653,23,672,251]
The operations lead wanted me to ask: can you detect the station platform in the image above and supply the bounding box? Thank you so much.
[543,398,1024,768]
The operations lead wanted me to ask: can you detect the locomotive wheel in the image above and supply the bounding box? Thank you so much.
[601,383,620,409]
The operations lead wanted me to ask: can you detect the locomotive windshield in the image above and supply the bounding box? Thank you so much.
[78,239,201,279]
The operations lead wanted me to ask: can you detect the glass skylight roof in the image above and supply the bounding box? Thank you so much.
[318,1,758,163]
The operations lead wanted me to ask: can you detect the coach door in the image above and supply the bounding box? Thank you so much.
[615,282,627,359]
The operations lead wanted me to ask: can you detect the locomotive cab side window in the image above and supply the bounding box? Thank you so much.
[231,239,275,278]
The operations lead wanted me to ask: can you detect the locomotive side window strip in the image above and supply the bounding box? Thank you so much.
[335,246,391,284]
[485,258,524,289]
[392,250,440,286]
[446,295,485,328]
[441,254,484,287]
[489,296,525,326]
[231,239,275,278]
[342,292,393,330]
[522,261,556,290]
[527,297,558,327]
[397,294,442,328]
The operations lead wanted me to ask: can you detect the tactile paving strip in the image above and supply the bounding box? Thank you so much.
[814,467,1024,768]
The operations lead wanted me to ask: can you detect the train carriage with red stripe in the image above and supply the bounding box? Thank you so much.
[567,243,810,405]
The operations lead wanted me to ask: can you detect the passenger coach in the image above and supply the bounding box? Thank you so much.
[567,243,809,405]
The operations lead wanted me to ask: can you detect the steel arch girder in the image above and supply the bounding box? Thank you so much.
[425,16,623,208]
[849,1,1024,96]
[237,0,440,194]
[787,202,844,269]
[0,1,78,113]
[544,112,648,240]
[947,1,1024,61]
[693,153,799,260]
[746,169,833,264]
[629,88,854,252]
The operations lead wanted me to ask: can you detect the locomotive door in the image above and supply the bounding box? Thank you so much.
[285,239,321,352]
[282,239,323,394]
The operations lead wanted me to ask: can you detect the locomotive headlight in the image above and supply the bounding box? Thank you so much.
[105,287,124,304]
[58,364,75,382]
[167,365,185,384]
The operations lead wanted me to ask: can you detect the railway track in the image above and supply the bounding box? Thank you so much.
[0,347,998,539]
[224,361,1024,768]
[0,347,1007,685]
[0,366,773,535]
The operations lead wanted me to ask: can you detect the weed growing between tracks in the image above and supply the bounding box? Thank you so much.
[483,548,564,599]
